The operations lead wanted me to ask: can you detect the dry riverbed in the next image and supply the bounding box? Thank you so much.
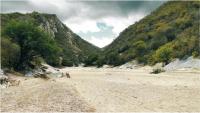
[1,67,200,112]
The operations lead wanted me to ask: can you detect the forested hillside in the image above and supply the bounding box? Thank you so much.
[98,1,199,66]
[1,12,100,71]
[1,1,199,71]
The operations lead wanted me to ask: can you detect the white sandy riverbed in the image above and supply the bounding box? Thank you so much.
[1,67,200,112]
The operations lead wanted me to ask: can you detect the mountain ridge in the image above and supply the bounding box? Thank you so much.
[1,12,100,68]
[99,1,199,66]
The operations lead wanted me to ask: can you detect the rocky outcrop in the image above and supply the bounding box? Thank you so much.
[117,60,139,69]
[31,12,100,65]
[164,57,200,71]
[25,63,71,79]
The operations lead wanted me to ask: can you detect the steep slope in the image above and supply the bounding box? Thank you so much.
[1,12,100,66]
[102,1,199,66]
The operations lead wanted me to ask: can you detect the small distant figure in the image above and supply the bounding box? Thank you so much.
[66,72,71,78]
[61,72,71,78]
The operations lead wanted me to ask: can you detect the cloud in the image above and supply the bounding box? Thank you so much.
[1,0,165,48]
[64,19,101,33]
[100,12,145,35]
[85,36,114,48]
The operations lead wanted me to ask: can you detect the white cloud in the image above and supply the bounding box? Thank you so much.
[64,13,145,38]
[100,12,145,36]
[2,1,164,47]
[28,0,146,39]
[63,12,145,47]
[64,19,101,33]
[85,36,114,48]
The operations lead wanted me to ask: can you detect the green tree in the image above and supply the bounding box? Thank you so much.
[153,43,173,64]
[192,51,199,58]
[1,37,20,69]
[96,56,105,67]
[148,32,168,50]
[104,52,123,66]
[133,40,147,56]
[84,54,98,66]
[3,20,62,70]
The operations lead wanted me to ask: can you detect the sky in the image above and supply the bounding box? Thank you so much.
[1,0,165,48]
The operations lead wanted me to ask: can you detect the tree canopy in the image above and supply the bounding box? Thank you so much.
[2,20,62,71]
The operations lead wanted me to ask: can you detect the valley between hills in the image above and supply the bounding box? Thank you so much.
[1,1,200,112]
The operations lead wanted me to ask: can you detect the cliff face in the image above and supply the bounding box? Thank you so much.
[1,12,100,66]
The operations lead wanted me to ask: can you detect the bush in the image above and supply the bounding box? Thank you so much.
[29,56,44,69]
[84,54,98,66]
[96,56,106,67]
[153,43,173,64]
[192,51,199,58]
[133,40,147,56]
[1,37,20,69]
[151,68,165,74]
[105,52,122,66]
[148,33,168,50]
[62,58,74,66]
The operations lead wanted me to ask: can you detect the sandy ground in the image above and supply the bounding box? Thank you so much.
[0,75,95,112]
[1,67,200,112]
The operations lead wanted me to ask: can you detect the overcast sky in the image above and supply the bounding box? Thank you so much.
[1,0,165,48]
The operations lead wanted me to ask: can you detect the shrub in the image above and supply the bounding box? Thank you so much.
[84,54,98,66]
[153,43,173,64]
[192,51,199,58]
[133,40,147,56]
[1,37,20,69]
[62,57,74,66]
[148,33,168,50]
[151,68,165,74]
[96,56,106,67]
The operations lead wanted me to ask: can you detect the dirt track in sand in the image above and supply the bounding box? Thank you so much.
[0,76,95,112]
[1,67,200,112]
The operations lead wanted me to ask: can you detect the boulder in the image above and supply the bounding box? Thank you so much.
[25,63,62,78]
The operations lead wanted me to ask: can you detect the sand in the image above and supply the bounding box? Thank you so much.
[1,67,200,112]
[0,74,95,112]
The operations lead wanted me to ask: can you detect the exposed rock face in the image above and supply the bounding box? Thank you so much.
[118,60,139,69]
[31,12,100,65]
[164,57,200,71]
[25,64,63,78]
